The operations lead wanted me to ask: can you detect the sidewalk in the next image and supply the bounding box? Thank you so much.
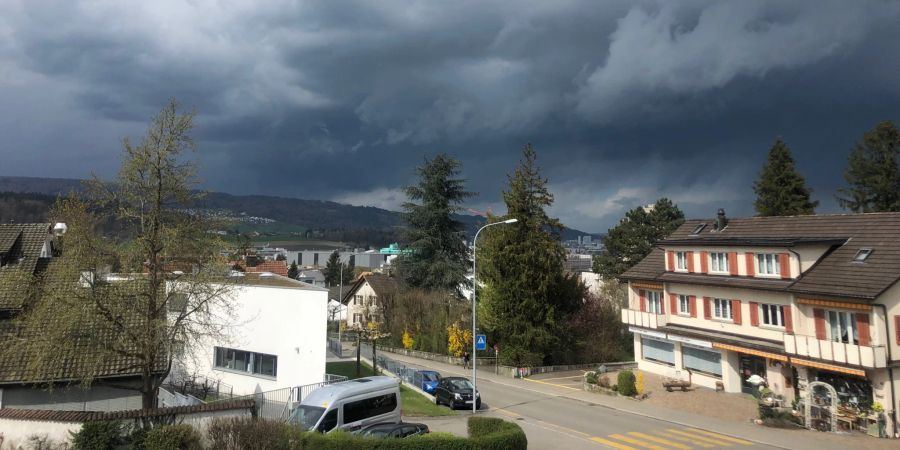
[372,347,897,450]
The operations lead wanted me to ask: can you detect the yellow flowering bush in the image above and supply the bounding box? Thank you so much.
[402,330,414,349]
[447,323,472,357]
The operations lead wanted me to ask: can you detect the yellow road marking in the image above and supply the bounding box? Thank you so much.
[608,434,669,450]
[534,374,585,381]
[493,408,591,438]
[627,432,692,449]
[655,432,714,448]
[666,429,733,446]
[684,428,753,446]
[591,437,638,450]
[523,377,580,390]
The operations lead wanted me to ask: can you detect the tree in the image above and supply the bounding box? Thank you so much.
[323,251,342,286]
[477,145,583,366]
[753,138,818,216]
[593,198,684,279]
[837,121,900,212]
[342,256,355,286]
[287,261,299,279]
[7,100,234,412]
[395,154,476,296]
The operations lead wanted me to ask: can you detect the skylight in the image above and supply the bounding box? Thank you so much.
[853,248,873,262]
[690,223,707,235]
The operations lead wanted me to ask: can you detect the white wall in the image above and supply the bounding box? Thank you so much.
[0,418,80,449]
[180,282,327,395]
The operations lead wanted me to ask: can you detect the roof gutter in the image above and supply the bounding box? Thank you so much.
[873,303,897,437]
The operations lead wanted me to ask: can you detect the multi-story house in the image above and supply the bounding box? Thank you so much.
[342,273,398,326]
[621,210,900,436]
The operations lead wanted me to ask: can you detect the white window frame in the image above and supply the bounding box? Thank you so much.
[675,252,688,271]
[678,294,690,316]
[713,298,732,321]
[646,291,663,314]
[353,313,362,324]
[760,303,784,328]
[709,252,729,273]
[756,253,781,277]
[827,310,858,345]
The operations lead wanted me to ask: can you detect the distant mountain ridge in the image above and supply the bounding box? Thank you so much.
[0,176,599,241]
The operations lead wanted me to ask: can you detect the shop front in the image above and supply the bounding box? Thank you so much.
[793,359,888,436]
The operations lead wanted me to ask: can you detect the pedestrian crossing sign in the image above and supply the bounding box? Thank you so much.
[476,334,487,351]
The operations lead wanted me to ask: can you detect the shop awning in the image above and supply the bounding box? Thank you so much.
[796,298,871,311]
[712,342,788,361]
[789,358,866,377]
[631,281,663,290]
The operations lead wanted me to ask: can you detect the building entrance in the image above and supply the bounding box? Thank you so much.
[739,354,767,395]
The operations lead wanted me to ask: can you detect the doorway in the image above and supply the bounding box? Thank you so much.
[739,355,767,395]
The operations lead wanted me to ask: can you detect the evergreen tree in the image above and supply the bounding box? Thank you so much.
[477,145,583,366]
[593,198,684,279]
[753,138,818,216]
[837,121,900,212]
[342,256,355,285]
[395,154,476,295]
[287,261,299,279]
[323,251,341,286]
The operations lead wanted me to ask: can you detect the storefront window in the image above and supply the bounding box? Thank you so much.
[641,337,674,366]
[810,369,872,411]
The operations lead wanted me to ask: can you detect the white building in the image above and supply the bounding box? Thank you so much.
[177,272,328,395]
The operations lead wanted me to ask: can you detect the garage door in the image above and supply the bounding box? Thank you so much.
[683,345,722,376]
[641,337,675,365]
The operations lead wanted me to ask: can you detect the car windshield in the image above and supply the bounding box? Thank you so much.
[449,379,473,390]
[288,405,326,431]
[423,373,439,382]
[361,427,393,437]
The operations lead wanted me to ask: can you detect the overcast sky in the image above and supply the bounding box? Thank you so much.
[1,1,899,233]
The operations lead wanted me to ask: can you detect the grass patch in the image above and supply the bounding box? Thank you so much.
[326,361,455,417]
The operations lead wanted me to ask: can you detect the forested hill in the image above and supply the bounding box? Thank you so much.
[0,176,598,242]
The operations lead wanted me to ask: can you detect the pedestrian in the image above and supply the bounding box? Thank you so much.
[463,352,470,370]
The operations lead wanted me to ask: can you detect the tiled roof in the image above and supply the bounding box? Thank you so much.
[233,272,326,291]
[0,399,255,423]
[243,260,289,277]
[623,212,900,300]
[341,273,399,303]
[0,223,51,275]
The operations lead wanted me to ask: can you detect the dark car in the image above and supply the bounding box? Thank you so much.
[352,422,429,438]
[434,376,481,410]
[418,370,441,394]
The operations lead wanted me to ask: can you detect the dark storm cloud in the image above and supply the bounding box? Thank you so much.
[0,1,898,232]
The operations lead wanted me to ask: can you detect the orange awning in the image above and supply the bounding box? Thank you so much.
[796,298,871,311]
[712,342,788,361]
[789,358,866,377]
[631,281,664,290]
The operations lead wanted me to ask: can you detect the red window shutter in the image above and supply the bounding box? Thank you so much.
[895,316,900,345]
[689,295,697,318]
[669,294,677,314]
[745,252,755,277]
[780,253,791,279]
[639,290,646,312]
[856,314,870,346]
[667,251,675,271]
[749,302,759,326]
[703,297,712,320]
[732,299,742,325]
[728,252,738,276]
[700,251,709,273]
[783,305,794,334]
[814,309,826,340]
[687,251,695,273]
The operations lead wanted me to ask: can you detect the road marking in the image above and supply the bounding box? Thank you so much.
[591,437,638,450]
[494,408,591,437]
[534,374,585,381]
[608,434,669,450]
[627,432,692,449]
[666,429,734,446]
[684,428,753,445]
[655,432,714,448]
[523,377,581,390]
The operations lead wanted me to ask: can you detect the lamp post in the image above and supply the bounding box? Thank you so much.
[471,218,517,414]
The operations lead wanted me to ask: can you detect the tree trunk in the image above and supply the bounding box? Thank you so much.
[372,339,377,375]
[356,336,361,378]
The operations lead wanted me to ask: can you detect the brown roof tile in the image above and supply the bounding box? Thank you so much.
[0,399,255,423]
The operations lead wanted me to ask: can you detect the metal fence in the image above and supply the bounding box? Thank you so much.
[213,374,350,421]
[164,374,234,401]
[327,337,343,357]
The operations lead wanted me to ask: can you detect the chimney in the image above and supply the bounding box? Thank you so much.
[715,208,728,231]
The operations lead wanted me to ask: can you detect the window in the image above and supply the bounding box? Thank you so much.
[713,298,732,320]
[709,252,728,273]
[318,409,338,433]
[682,346,722,377]
[646,291,663,314]
[214,346,278,377]
[690,223,707,235]
[353,313,362,324]
[756,254,780,276]
[761,304,784,327]
[343,393,398,423]
[853,248,873,262]
[168,293,189,313]
[678,295,690,316]
[828,311,858,345]
[675,252,688,271]
[641,337,675,365]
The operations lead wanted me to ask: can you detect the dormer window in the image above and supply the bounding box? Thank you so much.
[690,223,707,236]
[853,248,873,262]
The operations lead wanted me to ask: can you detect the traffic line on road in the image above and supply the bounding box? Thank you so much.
[523,377,581,390]
[608,433,669,450]
[534,373,586,381]
[626,432,692,450]
[665,429,735,446]
[655,431,715,448]
[591,437,639,450]
[684,428,753,445]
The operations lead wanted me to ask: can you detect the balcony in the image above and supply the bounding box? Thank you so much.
[621,309,668,329]
[783,334,887,369]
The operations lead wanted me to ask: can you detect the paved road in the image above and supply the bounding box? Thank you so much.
[385,355,773,450]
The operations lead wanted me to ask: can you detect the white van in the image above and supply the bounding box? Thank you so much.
[288,376,401,433]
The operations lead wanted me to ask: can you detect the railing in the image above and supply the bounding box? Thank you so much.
[375,345,497,367]
[208,374,349,421]
[328,337,343,357]
[158,387,205,407]
[621,309,667,329]
[783,334,887,368]
[164,374,234,401]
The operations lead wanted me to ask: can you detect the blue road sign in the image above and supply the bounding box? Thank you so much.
[475,334,487,351]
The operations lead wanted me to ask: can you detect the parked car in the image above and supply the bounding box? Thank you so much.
[417,370,441,394]
[434,376,481,410]
[288,376,401,432]
[353,422,429,438]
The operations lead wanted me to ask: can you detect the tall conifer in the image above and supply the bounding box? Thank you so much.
[837,121,900,212]
[753,138,818,216]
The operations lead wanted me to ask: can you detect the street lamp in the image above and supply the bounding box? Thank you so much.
[471,217,517,414]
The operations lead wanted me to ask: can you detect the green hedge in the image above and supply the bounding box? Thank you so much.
[617,370,636,396]
[70,421,125,450]
[144,424,203,450]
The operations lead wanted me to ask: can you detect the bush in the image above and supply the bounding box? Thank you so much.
[468,416,528,450]
[71,421,124,450]
[207,417,297,450]
[617,370,637,396]
[144,424,202,450]
[585,372,598,385]
[598,376,610,388]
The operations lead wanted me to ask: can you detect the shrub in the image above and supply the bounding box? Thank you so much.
[598,376,610,388]
[635,370,644,395]
[71,421,124,450]
[468,416,527,450]
[207,417,297,450]
[585,372,598,385]
[144,424,202,450]
[617,370,637,396]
